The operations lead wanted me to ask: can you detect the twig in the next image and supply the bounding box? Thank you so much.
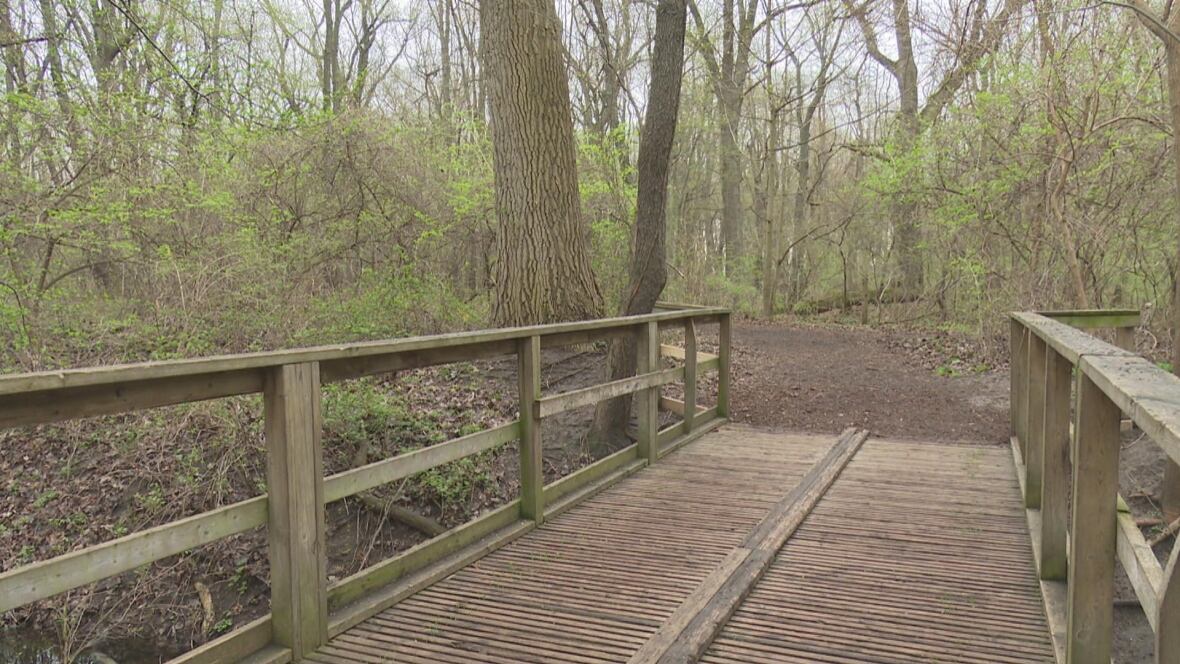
[1149,515,1180,546]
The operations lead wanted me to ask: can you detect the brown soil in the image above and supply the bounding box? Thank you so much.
[727,321,1010,442]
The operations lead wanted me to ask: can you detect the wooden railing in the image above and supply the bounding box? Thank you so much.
[1008,307,1180,663]
[0,306,731,663]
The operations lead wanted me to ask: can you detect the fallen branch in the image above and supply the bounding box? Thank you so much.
[1149,515,1180,547]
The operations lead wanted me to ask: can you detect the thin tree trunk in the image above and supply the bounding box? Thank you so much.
[590,0,687,451]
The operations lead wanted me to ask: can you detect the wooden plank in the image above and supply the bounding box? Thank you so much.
[542,444,641,506]
[166,616,273,664]
[518,336,543,523]
[1157,539,1180,661]
[658,416,725,459]
[324,422,520,503]
[697,357,720,373]
[637,321,660,464]
[327,500,523,611]
[264,362,328,657]
[0,495,266,613]
[684,320,698,433]
[632,428,869,664]
[1065,372,1120,664]
[327,513,534,637]
[1081,354,1180,467]
[0,308,726,398]
[1010,318,1026,446]
[1116,511,1162,630]
[537,367,682,419]
[1025,334,1047,509]
[1039,309,1140,330]
[717,313,731,418]
[1040,346,1070,581]
[659,344,716,363]
[0,369,263,429]
[1012,312,1135,365]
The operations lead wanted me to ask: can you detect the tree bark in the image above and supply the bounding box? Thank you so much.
[590,0,687,450]
[481,0,604,326]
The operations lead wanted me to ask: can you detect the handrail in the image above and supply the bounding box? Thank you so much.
[0,307,732,663]
[1008,307,1180,662]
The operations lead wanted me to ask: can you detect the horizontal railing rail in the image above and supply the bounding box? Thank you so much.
[1008,307,1180,663]
[0,306,731,664]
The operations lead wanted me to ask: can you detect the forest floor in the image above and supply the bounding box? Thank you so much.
[1,318,1168,662]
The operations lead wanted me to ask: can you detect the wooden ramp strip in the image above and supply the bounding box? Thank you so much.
[312,426,838,663]
[628,427,869,664]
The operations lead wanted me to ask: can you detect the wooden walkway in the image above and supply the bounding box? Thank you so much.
[307,425,1054,663]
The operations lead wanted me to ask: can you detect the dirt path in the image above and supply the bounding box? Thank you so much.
[727,322,1009,443]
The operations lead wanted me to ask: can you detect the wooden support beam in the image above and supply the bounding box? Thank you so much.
[683,320,698,433]
[718,313,732,419]
[1040,346,1070,581]
[637,321,660,465]
[1157,536,1180,661]
[536,367,681,419]
[518,336,543,523]
[1065,372,1120,664]
[264,362,328,658]
[1026,334,1047,509]
[1010,318,1028,451]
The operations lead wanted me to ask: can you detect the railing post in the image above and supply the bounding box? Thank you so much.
[1157,544,1180,661]
[1009,318,1028,451]
[637,321,659,464]
[1040,346,1070,580]
[264,362,328,657]
[683,319,697,433]
[1065,371,1120,664]
[1025,334,1047,509]
[518,335,544,522]
[718,312,732,419]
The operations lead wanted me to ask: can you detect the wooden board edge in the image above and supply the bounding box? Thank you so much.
[164,615,272,664]
[326,499,522,609]
[542,444,640,506]
[658,417,725,459]
[546,458,648,521]
[1009,435,1065,664]
[326,518,534,637]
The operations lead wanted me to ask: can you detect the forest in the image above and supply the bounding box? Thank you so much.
[2,0,1180,660]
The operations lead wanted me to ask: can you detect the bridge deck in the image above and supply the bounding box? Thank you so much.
[307,426,1054,663]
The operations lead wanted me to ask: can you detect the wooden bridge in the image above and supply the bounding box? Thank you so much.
[2,305,1179,663]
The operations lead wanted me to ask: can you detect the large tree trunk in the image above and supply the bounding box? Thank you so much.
[590,0,687,450]
[481,0,604,326]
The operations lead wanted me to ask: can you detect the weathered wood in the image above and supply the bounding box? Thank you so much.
[536,366,681,419]
[1025,334,1047,509]
[328,516,534,638]
[1065,372,1120,664]
[1039,309,1141,330]
[1116,511,1162,630]
[1157,538,1180,662]
[324,422,520,503]
[636,428,869,664]
[683,320,698,433]
[327,500,523,611]
[1040,346,1071,581]
[165,616,273,664]
[659,343,716,363]
[0,308,725,397]
[1082,354,1180,467]
[542,443,640,506]
[0,494,266,613]
[718,313,732,418]
[517,336,543,522]
[657,416,725,458]
[1012,312,1136,365]
[1010,317,1028,449]
[264,362,328,657]
[1116,325,1136,352]
[637,321,660,464]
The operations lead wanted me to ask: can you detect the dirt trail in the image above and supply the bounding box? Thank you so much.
[727,322,1009,442]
